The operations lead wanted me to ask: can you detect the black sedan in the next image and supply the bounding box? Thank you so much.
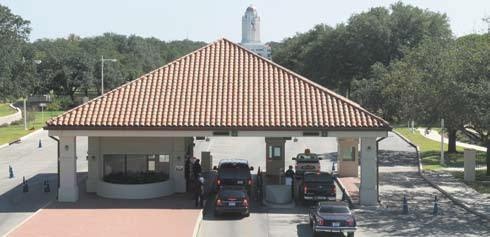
[214,186,250,217]
[309,202,356,237]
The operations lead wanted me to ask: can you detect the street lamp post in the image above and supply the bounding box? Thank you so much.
[100,56,117,95]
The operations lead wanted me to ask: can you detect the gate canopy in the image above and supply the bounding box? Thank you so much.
[46,38,390,132]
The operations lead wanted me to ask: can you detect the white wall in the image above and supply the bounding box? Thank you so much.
[87,136,188,199]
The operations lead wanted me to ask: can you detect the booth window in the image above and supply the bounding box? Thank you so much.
[103,154,170,184]
[268,145,282,159]
[341,147,356,161]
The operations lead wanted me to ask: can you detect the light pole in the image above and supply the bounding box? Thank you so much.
[23,59,42,130]
[101,56,117,95]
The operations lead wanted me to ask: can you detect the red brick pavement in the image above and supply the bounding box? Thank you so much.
[338,177,360,203]
[8,193,201,237]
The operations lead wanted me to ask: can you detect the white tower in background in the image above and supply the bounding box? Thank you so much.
[240,5,271,59]
[242,5,261,43]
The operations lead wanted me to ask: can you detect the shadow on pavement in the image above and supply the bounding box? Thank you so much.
[0,173,58,213]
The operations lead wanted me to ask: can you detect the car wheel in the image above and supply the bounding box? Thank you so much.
[243,211,250,217]
[309,218,313,227]
[347,233,354,237]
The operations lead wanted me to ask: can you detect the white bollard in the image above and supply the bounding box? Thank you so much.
[464,149,476,182]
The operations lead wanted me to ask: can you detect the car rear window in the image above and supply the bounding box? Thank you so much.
[304,173,333,182]
[319,206,350,213]
[220,189,246,198]
[220,163,249,169]
[297,154,319,160]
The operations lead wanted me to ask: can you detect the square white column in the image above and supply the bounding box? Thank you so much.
[58,136,79,202]
[360,137,377,206]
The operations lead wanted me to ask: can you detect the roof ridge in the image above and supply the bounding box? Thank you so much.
[222,38,389,126]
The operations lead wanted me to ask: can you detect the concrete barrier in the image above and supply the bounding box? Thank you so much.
[96,179,175,199]
[265,185,292,204]
[0,104,22,126]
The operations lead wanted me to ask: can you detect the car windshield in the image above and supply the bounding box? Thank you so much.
[220,163,249,170]
[297,153,319,160]
[220,189,246,198]
[319,206,350,213]
[304,173,333,182]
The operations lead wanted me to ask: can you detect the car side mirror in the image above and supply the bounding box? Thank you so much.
[292,157,296,160]
[250,166,254,171]
[213,166,217,170]
[318,157,323,160]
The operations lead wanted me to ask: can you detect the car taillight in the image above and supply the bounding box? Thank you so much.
[304,185,308,193]
[346,216,354,226]
[316,217,325,225]
[243,199,249,207]
[217,179,221,186]
[248,179,252,185]
[216,199,222,206]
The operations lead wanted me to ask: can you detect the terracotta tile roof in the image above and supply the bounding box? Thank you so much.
[46,38,390,130]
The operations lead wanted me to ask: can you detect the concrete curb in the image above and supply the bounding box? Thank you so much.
[392,130,490,222]
[192,208,204,237]
[334,177,354,208]
[2,200,53,237]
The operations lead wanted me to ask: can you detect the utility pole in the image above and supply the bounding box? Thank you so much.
[100,56,117,95]
[23,98,27,130]
[440,118,445,165]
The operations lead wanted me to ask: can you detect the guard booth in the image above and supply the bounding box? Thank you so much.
[265,137,286,184]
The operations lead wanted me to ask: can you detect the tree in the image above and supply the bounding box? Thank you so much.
[0,4,31,100]
[454,34,490,174]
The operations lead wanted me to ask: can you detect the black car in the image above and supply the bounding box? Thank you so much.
[214,186,250,217]
[214,159,254,193]
[301,172,336,202]
[309,202,356,237]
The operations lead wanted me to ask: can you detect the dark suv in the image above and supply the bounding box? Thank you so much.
[214,159,254,193]
[301,172,336,202]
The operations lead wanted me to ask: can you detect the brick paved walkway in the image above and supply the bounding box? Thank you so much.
[7,191,201,237]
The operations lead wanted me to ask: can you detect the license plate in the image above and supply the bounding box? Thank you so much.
[332,222,340,227]
[228,202,236,206]
[237,180,244,184]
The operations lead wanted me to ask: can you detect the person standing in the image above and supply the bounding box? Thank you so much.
[192,159,202,181]
[185,155,191,192]
[285,165,295,199]
[195,174,205,207]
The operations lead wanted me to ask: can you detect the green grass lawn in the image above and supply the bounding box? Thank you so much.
[395,127,486,170]
[0,111,63,145]
[395,127,489,193]
[0,103,17,117]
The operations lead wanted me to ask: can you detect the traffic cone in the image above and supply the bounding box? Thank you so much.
[44,180,51,193]
[433,195,439,215]
[22,177,29,193]
[9,165,14,179]
[402,194,409,214]
[38,139,42,148]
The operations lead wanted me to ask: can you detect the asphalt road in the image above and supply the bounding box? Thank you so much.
[195,137,344,237]
[0,130,87,236]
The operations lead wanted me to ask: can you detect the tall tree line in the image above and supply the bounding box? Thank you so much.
[272,2,489,172]
[0,4,205,103]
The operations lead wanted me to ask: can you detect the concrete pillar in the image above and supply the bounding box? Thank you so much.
[337,138,359,177]
[360,137,377,206]
[464,149,476,182]
[86,137,100,192]
[58,136,79,202]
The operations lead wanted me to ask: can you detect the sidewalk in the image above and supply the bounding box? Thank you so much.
[337,177,359,204]
[417,128,487,152]
[422,170,490,220]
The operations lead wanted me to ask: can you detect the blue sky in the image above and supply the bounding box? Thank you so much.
[1,0,489,42]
